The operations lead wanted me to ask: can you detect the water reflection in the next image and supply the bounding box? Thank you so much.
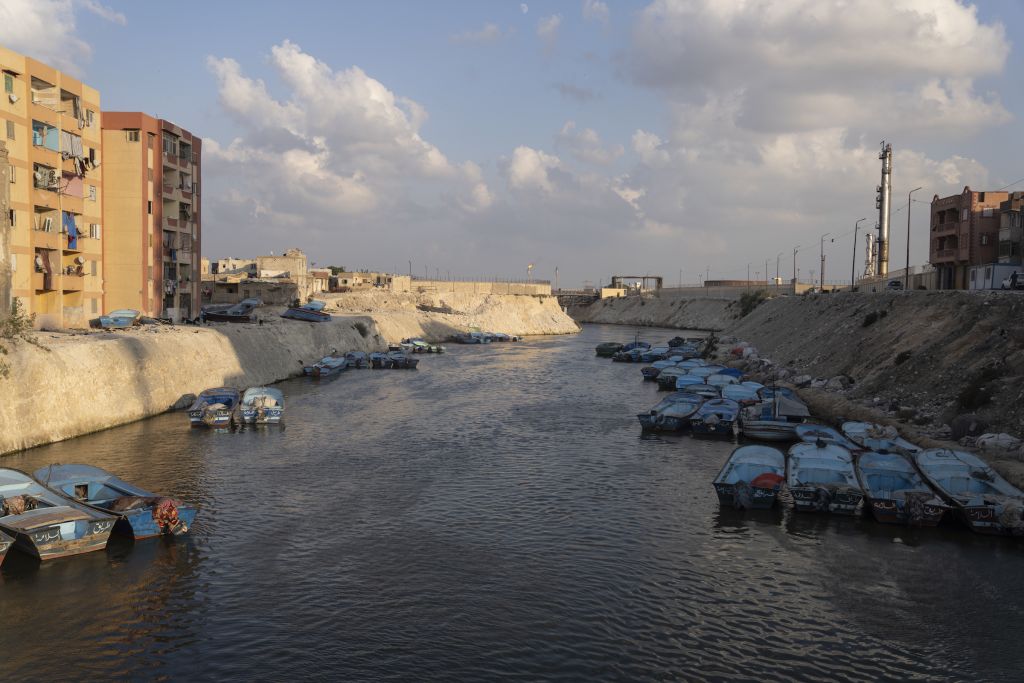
[0,325,1021,680]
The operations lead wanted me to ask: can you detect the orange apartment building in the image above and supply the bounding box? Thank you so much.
[1,47,104,328]
[102,113,201,320]
[929,187,1008,290]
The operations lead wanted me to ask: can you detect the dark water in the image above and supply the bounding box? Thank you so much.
[2,325,1022,681]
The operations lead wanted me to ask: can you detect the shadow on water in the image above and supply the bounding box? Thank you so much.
[0,324,1022,680]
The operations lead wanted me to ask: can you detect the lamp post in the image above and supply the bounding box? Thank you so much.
[819,232,831,290]
[851,218,866,288]
[792,246,801,290]
[906,187,922,291]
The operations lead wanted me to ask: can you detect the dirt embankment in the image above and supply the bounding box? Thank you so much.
[0,292,578,455]
[568,290,734,330]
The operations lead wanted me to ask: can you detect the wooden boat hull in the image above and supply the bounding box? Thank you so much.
[2,521,113,561]
[114,505,199,540]
[691,420,736,439]
[959,505,1024,536]
[637,413,690,433]
[0,531,11,566]
[742,420,799,442]
[204,313,253,323]
[240,408,284,424]
[713,482,777,509]
[790,485,863,515]
[866,497,945,526]
[641,367,661,380]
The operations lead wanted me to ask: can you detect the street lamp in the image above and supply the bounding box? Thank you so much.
[905,187,922,290]
[792,245,801,289]
[851,218,866,288]
[819,232,832,290]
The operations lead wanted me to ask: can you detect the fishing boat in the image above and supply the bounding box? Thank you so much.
[914,449,1024,535]
[680,383,721,400]
[713,445,787,509]
[841,421,921,455]
[690,398,740,438]
[310,355,348,378]
[240,387,285,424]
[344,351,369,368]
[656,367,688,390]
[34,464,198,540]
[640,346,671,363]
[187,387,241,428]
[281,300,331,322]
[721,384,760,404]
[94,308,142,329]
[0,468,115,560]
[637,393,705,432]
[706,373,740,388]
[855,452,948,526]
[675,375,705,388]
[677,359,707,369]
[370,352,390,369]
[387,352,419,369]
[786,441,864,515]
[757,386,798,400]
[0,529,12,566]
[740,394,810,442]
[595,342,623,358]
[687,365,727,379]
[795,424,859,449]
[454,331,490,344]
[205,300,257,323]
[621,341,650,353]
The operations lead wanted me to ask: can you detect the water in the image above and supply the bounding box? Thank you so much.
[2,324,1022,681]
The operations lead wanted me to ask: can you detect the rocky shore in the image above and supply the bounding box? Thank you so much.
[0,292,578,455]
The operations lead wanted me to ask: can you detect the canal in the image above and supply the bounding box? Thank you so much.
[2,324,1022,680]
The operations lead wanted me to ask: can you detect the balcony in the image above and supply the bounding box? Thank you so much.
[61,274,84,291]
[933,248,958,261]
[932,222,959,236]
[32,272,57,291]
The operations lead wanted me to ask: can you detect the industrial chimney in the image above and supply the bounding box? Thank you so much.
[875,142,893,277]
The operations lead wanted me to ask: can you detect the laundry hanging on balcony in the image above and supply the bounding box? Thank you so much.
[62,211,78,250]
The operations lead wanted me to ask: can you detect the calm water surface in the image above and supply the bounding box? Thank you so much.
[2,324,1022,681]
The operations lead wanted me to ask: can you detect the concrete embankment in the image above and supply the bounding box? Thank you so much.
[1,292,578,455]
[568,290,735,330]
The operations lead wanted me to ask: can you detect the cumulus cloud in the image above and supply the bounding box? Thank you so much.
[557,121,624,165]
[582,0,609,25]
[202,41,494,257]
[451,23,503,44]
[537,14,562,50]
[502,146,562,193]
[0,0,126,74]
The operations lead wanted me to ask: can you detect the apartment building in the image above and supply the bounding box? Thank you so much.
[1,47,104,328]
[102,112,201,320]
[998,192,1024,266]
[929,187,1009,290]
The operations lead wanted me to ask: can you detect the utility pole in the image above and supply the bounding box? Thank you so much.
[820,232,831,290]
[764,259,768,287]
[555,266,559,292]
[792,246,801,289]
[906,187,922,290]
[851,218,866,288]
[678,268,682,288]
[746,263,750,291]
[408,260,412,277]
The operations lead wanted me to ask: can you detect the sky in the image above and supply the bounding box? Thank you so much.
[1,0,1022,287]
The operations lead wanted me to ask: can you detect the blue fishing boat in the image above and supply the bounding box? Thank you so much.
[370,351,391,368]
[680,383,721,400]
[915,449,1024,535]
[841,421,921,455]
[94,308,141,329]
[188,387,241,428]
[309,355,347,378]
[35,464,198,540]
[595,342,623,357]
[0,467,115,560]
[677,358,708,369]
[687,365,727,379]
[640,346,671,363]
[621,341,650,352]
[740,394,810,442]
[240,387,285,424]
[707,373,740,388]
[721,384,760,404]
[690,398,740,438]
[637,392,705,432]
[795,424,859,449]
[675,375,705,388]
[786,442,864,515]
[387,351,419,369]
[0,529,12,567]
[758,386,798,400]
[656,367,688,390]
[281,300,331,322]
[855,452,948,526]
[713,445,786,509]
[344,351,369,368]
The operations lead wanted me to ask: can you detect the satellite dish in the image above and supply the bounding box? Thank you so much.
[8,93,17,104]
[74,256,85,265]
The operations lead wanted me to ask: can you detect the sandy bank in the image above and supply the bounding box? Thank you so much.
[568,290,734,330]
[1,293,578,455]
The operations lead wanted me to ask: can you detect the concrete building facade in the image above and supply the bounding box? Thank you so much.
[101,112,201,321]
[929,187,1008,290]
[1,47,104,328]
[998,192,1024,266]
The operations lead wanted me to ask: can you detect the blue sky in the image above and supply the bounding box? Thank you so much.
[3,0,1022,286]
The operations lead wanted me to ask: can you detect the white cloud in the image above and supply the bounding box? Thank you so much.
[79,0,126,25]
[0,0,89,74]
[631,130,669,166]
[503,146,562,193]
[582,0,609,25]
[557,121,624,165]
[537,14,562,50]
[451,23,503,44]
[521,3,529,14]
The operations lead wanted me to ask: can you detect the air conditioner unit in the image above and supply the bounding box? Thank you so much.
[8,93,17,103]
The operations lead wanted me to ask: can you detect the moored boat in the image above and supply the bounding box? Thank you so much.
[914,449,1024,535]
[0,468,115,560]
[281,300,331,322]
[387,352,419,369]
[854,452,948,526]
[0,529,12,566]
[93,308,142,329]
[842,421,921,455]
[713,445,786,509]
[310,355,347,378]
[188,387,241,428]
[344,351,369,368]
[795,424,859,449]
[240,387,285,424]
[690,398,740,438]
[786,441,863,515]
[370,351,390,368]
[34,464,199,540]
[595,342,623,357]
[205,300,257,323]
[740,394,810,442]
[721,384,760,404]
[656,367,688,390]
[637,393,705,432]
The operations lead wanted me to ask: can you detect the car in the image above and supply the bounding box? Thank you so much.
[1001,272,1023,290]
[886,280,904,290]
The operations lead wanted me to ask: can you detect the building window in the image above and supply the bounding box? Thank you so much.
[88,185,96,201]
[89,223,101,239]
[126,129,140,142]
[90,260,97,276]
[147,168,153,181]
[3,72,13,93]
[148,133,155,149]
[85,109,94,127]
[147,200,152,214]
[8,165,13,183]
[90,298,98,313]
[962,208,969,221]
[981,234,989,245]
[8,209,14,226]
[5,120,13,140]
